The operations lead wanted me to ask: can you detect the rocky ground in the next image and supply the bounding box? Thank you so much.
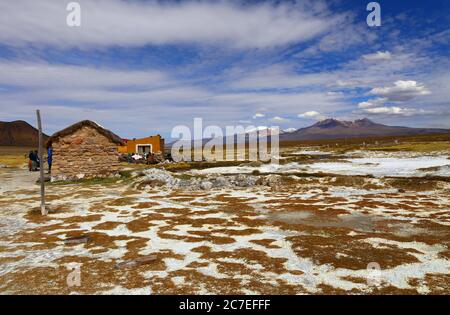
[0,148,449,294]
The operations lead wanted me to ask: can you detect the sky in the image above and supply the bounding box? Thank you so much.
[0,0,449,139]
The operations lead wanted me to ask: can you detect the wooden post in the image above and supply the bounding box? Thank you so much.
[36,110,47,215]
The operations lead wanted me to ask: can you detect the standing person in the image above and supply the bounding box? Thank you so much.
[30,150,37,171]
[47,146,53,174]
[28,150,34,171]
[34,150,40,171]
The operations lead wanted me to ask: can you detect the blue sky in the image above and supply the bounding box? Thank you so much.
[0,0,449,139]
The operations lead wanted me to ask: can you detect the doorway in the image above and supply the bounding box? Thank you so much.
[136,144,152,155]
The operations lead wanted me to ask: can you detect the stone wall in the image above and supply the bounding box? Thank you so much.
[51,126,121,181]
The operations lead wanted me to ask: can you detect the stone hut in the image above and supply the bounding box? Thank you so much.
[46,120,125,181]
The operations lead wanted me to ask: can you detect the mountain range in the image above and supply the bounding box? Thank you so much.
[279,118,449,141]
[166,118,449,148]
[0,120,49,147]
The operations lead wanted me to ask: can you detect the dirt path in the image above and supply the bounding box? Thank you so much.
[0,167,39,195]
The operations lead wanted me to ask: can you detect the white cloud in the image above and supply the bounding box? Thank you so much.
[362,51,392,61]
[362,106,431,116]
[1,60,349,136]
[271,116,289,122]
[296,22,378,57]
[370,80,431,101]
[230,65,336,90]
[252,113,265,119]
[0,0,338,49]
[326,91,343,96]
[298,111,325,120]
[358,97,387,108]
[0,61,170,88]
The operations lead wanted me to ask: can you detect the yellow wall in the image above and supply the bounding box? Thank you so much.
[119,135,164,154]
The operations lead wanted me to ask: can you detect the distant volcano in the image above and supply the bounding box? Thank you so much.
[0,120,49,146]
[280,118,449,141]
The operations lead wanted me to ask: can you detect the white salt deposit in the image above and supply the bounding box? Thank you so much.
[307,156,450,177]
[192,156,450,178]
[292,150,331,156]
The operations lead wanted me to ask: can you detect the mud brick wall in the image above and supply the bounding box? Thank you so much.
[51,126,121,181]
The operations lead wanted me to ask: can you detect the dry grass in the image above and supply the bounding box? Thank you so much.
[0,146,34,167]
[281,133,450,154]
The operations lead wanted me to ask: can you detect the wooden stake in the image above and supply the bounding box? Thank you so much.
[36,110,47,215]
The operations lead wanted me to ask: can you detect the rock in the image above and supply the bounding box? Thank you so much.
[134,169,287,191]
[251,169,261,175]
[266,174,281,188]
[200,181,213,190]
[177,179,194,189]
[144,168,179,185]
[64,235,92,244]
[255,177,265,186]
[136,179,166,189]
[235,174,259,187]
[51,174,67,182]
[114,255,157,269]
[187,178,202,190]
[213,176,230,188]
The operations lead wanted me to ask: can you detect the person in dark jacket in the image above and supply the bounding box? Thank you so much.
[32,150,40,171]
[47,146,53,174]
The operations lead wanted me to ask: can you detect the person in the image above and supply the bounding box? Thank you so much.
[28,150,34,171]
[47,146,53,174]
[33,150,40,171]
[29,150,38,171]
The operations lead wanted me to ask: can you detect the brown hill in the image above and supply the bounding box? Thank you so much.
[0,120,49,147]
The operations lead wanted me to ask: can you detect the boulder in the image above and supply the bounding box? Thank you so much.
[266,174,282,189]
[200,180,213,190]
[213,176,230,188]
[140,168,180,187]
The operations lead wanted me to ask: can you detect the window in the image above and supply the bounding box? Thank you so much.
[136,144,152,154]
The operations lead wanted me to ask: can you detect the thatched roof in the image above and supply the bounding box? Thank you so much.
[46,120,125,146]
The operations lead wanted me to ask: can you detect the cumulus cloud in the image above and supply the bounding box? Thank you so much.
[298,111,325,120]
[252,113,265,119]
[0,0,338,49]
[370,80,431,101]
[358,97,387,108]
[362,51,392,61]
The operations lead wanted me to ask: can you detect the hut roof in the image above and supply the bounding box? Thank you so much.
[46,120,125,146]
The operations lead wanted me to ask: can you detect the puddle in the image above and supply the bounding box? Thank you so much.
[270,211,313,222]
